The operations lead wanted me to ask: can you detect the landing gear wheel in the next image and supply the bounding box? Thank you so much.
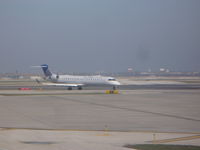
[68,87,72,90]
[78,86,82,90]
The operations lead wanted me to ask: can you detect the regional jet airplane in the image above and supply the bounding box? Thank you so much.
[35,64,120,90]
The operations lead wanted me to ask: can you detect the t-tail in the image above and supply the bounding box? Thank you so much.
[41,64,52,77]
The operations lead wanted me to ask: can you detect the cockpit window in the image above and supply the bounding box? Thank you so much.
[108,78,116,81]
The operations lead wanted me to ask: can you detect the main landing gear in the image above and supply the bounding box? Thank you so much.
[67,87,82,90]
[77,86,82,90]
[68,87,72,90]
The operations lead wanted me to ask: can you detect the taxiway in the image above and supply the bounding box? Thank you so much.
[0,78,200,149]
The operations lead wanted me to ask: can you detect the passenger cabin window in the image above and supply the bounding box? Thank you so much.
[108,78,116,81]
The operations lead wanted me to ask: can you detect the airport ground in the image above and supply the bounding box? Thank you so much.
[0,77,200,150]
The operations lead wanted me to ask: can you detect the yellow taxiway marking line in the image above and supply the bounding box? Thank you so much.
[153,135,200,144]
[96,133,111,136]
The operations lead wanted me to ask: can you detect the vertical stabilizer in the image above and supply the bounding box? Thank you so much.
[41,64,52,77]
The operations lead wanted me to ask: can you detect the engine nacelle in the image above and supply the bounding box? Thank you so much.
[50,74,59,82]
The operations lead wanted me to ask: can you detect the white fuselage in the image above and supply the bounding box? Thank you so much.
[49,74,120,86]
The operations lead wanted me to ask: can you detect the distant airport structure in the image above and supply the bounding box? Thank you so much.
[0,67,200,80]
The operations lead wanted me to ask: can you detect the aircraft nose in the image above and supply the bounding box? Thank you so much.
[113,81,121,85]
[116,81,121,85]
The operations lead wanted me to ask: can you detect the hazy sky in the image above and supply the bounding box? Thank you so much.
[0,0,200,73]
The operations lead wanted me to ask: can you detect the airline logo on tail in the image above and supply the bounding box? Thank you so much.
[41,64,52,77]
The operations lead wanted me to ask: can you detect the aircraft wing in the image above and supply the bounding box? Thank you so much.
[42,82,84,87]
